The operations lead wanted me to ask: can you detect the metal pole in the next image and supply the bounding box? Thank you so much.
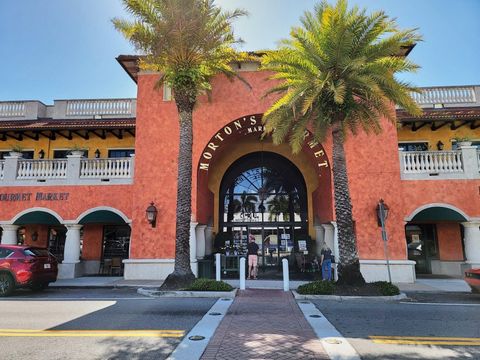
[379,202,392,283]
[240,257,246,290]
[215,253,221,281]
[282,258,289,291]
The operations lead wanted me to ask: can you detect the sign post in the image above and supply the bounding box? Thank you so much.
[377,200,392,283]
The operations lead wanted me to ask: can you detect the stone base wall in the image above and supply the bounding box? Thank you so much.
[360,260,416,283]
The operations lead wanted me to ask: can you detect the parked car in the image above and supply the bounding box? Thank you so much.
[0,245,58,296]
[464,268,480,293]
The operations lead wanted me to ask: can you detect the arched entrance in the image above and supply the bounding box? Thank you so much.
[5,208,67,262]
[76,208,131,276]
[219,151,309,274]
[405,204,468,275]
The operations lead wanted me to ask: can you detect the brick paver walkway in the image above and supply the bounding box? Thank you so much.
[201,289,329,360]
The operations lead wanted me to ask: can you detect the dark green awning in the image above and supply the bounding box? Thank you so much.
[411,207,467,222]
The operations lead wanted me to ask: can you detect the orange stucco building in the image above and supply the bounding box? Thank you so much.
[1,56,479,282]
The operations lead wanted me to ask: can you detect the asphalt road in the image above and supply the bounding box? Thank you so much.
[312,292,480,360]
[0,288,216,360]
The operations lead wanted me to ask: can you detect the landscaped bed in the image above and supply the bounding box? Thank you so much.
[297,280,400,296]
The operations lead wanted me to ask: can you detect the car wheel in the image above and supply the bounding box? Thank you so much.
[0,273,14,297]
[30,283,48,292]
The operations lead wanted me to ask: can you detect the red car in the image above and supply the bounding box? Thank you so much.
[0,245,58,296]
[465,268,480,293]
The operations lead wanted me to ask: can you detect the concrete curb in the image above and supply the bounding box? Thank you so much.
[138,288,238,298]
[292,290,408,301]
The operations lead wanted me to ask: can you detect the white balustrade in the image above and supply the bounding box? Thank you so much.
[411,86,476,105]
[80,158,132,179]
[0,160,4,179]
[0,101,25,117]
[401,151,463,174]
[66,99,133,116]
[16,159,68,179]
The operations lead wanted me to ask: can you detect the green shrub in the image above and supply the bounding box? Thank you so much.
[372,281,400,296]
[185,279,233,292]
[297,280,335,295]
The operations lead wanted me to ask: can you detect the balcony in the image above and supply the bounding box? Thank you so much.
[408,85,479,108]
[399,147,480,180]
[0,98,136,121]
[0,154,134,186]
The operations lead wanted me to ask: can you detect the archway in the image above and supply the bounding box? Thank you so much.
[5,208,67,261]
[76,207,131,275]
[405,204,468,276]
[218,151,309,275]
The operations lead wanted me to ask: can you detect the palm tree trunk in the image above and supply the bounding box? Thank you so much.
[331,121,365,285]
[160,89,196,290]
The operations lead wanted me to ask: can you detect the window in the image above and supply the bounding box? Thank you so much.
[53,150,89,158]
[102,225,131,259]
[108,149,135,158]
[0,248,14,259]
[398,142,428,151]
[0,151,33,159]
[24,248,50,257]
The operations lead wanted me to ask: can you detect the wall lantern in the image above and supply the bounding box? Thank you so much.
[376,199,389,227]
[436,141,444,151]
[31,231,38,242]
[39,149,45,159]
[146,202,158,228]
[95,149,101,158]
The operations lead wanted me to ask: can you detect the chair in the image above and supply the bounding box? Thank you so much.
[99,258,112,275]
[111,257,123,276]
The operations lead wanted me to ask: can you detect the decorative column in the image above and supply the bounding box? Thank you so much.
[321,223,335,252]
[195,224,207,259]
[205,226,214,255]
[463,221,480,266]
[190,221,198,276]
[0,225,19,245]
[58,224,83,279]
[314,225,325,257]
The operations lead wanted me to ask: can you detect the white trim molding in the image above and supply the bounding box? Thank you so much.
[405,203,470,222]
[74,206,132,224]
[8,207,64,224]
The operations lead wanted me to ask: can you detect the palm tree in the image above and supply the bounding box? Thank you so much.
[233,192,258,220]
[261,0,422,285]
[113,0,247,289]
[267,195,289,221]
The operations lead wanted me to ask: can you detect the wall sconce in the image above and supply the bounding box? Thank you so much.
[146,202,158,228]
[31,231,38,242]
[39,150,45,159]
[376,199,389,227]
[436,141,444,151]
[95,149,101,158]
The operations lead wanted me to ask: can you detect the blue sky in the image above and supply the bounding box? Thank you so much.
[0,0,479,104]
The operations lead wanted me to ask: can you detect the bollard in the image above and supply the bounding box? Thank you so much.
[215,253,221,281]
[282,258,289,291]
[239,257,246,290]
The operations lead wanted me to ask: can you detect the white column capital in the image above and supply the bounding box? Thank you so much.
[1,224,19,232]
[64,224,83,231]
[462,221,480,228]
[321,223,334,231]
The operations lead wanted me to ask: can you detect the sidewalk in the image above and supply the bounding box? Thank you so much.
[50,276,164,288]
[200,289,329,360]
[49,276,472,292]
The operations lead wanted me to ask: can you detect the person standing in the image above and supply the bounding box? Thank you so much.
[247,234,259,280]
[320,244,333,281]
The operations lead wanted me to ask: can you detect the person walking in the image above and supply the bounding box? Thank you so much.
[247,234,259,280]
[320,244,333,281]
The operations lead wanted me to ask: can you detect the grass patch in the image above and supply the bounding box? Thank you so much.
[372,281,400,296]
[184,279,233,292]
[297,280,335,295]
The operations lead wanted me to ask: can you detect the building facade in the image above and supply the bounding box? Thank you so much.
[0,56,479,282]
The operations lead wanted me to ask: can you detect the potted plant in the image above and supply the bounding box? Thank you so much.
[9,144,24,157]
[68,144,87,156]
[454,137,472,147]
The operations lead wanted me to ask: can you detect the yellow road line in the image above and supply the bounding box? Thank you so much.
[370,336,480,341]
[370,336,480,346]
[0,329,185,338]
